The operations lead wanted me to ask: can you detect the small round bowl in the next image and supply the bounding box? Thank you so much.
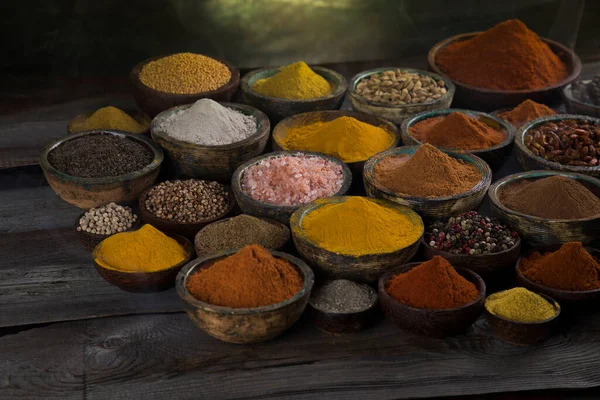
[290,196,423,284]
[363,146,492,221]
[176,248,315,344]
[401,108,515,170]
[562,80,600,118]
[39,130,164,209]
[241,65,347,123]
[515,114,600,178]
[348,67,455,125]
[485,291,561,345]
[138,181,236,239]
[130,54,240,116]
[231,151,352,224]
[488,170,600,246]
[74,207,142,251]
[93,232,193,293]
[67,109,151,135]
[378,262,486,337]
[151,102,270,182]
[428,32,581,111]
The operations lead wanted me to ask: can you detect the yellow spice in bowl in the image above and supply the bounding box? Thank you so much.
[70,106,148,134]
[485,287,557,323]
[252,61,332,100]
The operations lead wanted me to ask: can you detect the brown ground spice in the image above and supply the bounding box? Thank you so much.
[498,99,556,128]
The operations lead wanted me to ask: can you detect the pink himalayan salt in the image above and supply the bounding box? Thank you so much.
[241,154,344,206]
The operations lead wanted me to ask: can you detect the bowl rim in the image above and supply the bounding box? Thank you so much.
[488,170,600,222]
[150,101,271,150]
[176,248,315,314]
[484,289,561,325]
[420,233,521,259]
[308,279,378,315]
[562,79,600,110]
[348,67,456,109]
[428,32,582,94]
[74,203,141,238]
[241,65,348,103]
[39,130,164,185]
[67,108,152,135]
[363,145,493,202]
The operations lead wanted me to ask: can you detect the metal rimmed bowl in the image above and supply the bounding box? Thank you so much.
[39,130,164,209]
[151,102,270,182]
[488,170,600,246]
[363,146,492,221]
[241,65,347,122]
[562,80,600,118]
[401,108,515,170]
[348,67,455,125]
[67,109,152,135]
[176,248,315,344]
[428,32,581,111]
[515,114,600,178]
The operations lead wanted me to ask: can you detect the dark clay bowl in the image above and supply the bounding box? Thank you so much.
[151,102,270,182]
[67,109,152,135]
[515,114,600,179]
[485,290,561,345]
[231,151,352,224]
[401,108,515,170]
[290,196,423,284]
[241,65,347,123]
[176,248,315,344]
[130,54,240,117]
[39,130,164,209]
[488,170,600,246]
[562,80,600,118]
[74,207,142,251]
[348,67,455,125]
[363,146,492,221]
[93,232,193,293]
[378,262,486,337]
[428,32,581,111]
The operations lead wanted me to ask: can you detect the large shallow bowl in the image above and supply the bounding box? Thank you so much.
[363,146,492,221]
[176,248,315,344]
[562,80,600,118]
[40,130,163,209]
[67,109,151,135]
[488,170,600,246]
[428,32,581,111]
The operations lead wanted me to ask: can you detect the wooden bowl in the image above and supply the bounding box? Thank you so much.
[231,151,352,224]
[363,146,492,221]
[74,207,142,251]
[176,248,315,344]
[400,108,515,170]
[130,54,240,116]
[39,130,164,209]
[67,109,151,135]
[348,67,455,125]
[428,33,581,111]
[378,262,486,337]
[240,65,347,123]
[138,181,236,239]
[93,233,193,293]
[485,291,561,345]
[562,81,600,118]
[151,102,270,182]
[290,196,423,284]
[488,170,600,246]
[514,114,600,178]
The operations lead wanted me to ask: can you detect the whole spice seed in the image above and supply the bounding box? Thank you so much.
[355,69,447,105]
[145,180,230,223]
[78,202,138,235]
[524,119,600,167]
[310,279,377,313]
[571,76,600,106]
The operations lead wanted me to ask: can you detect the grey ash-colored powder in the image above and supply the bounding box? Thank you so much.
[309,279,377,313]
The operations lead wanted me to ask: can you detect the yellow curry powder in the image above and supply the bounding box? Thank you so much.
[301,197,422,256]
[94,224,187,272]
[485,287,557,323]
[252,61,332,99]
[71,106,148,134]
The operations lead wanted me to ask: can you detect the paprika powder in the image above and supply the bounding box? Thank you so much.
[498,99,556,128]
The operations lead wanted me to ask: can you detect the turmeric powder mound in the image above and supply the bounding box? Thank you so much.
[71,106,147,134]
[252,61,332,100]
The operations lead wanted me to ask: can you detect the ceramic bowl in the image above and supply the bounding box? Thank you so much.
[74,206,141,251]
[562,80,600,118]
[67,109,151,135]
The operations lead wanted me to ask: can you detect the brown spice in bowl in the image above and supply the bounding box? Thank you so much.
[498,100,556,128]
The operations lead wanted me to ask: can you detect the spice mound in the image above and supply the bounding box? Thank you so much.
[281,116,394,163]
[426,211,518,255]
[500,175,600,219]
[572,76,600,106]
[78,203,138,235]
[485,288,557,323]
[158,99,256,146]
[385,256,479,309]
[252,61,332,100]
[241,154,344,206]
[48,133,153,178]
[520,242,600,291]
[409,112,506,150]
[310,279,376,313]
[144,180,231,223]
[436,19,568,90]
[186,245,303,308]
[498,100,556,128]
[195,215,289,256]
[139,52,231,94]
[301,197,422,256]
[355,69,447,105]
[71,106,148,134]
[373,143,482,198]
[94,224,187,272]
